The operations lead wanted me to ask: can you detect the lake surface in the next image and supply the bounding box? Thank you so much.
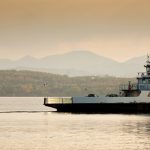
[0,97,150,150]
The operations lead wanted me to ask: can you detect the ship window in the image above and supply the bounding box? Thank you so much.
[142,80,146,84]
[48,98,61,103]
[62,98,72,104]
[147,67,150,72]
[138,79,142,84]
[142,79,150,84]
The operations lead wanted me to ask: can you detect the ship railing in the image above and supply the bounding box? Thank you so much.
[119,83,138,91]
[44,97,73,104]
[137,72,147,77]
[138,84,150,91]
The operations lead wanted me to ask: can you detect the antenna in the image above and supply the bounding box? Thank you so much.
[147,53,150,63]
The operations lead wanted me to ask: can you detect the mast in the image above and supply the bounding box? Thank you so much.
[144,54,150,75]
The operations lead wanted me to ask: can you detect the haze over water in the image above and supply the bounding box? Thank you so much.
[0,97,150,150]
[0,0,150,62]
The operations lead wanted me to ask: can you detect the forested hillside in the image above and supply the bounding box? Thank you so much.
[0,70,136,96]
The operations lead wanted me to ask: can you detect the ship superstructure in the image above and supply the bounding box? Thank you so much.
[44,55,150,113]
[137,55,150,91]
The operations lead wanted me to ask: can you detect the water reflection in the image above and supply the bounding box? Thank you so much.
[0,97,150,150]
[121,115,150,136]
[0,113,150,150]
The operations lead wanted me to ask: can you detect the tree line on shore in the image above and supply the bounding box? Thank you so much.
[0,70,136,96]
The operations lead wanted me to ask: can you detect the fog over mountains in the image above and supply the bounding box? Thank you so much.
[0,51,146,77]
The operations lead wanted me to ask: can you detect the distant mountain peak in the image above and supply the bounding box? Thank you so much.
[63,50,99,56]
[19,55,38,61]
[0,51,146,77]
[65,50,96,54]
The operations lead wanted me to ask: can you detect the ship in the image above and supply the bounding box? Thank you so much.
[44,55,150,113]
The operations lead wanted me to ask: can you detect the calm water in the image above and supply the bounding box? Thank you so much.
[0,98,150,150]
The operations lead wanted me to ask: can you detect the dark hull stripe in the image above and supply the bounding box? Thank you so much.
[44,103,150,113]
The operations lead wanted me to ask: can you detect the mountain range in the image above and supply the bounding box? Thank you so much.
[0,51,146,77]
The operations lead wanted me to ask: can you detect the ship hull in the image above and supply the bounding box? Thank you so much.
[43,57,150,113]
[44,103,150,113]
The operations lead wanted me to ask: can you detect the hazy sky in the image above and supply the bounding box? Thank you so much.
[0,0,150,62]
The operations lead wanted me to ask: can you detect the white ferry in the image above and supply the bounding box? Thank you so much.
[44,55,150,113]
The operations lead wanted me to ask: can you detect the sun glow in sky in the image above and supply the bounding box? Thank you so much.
[0,0,150,62]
